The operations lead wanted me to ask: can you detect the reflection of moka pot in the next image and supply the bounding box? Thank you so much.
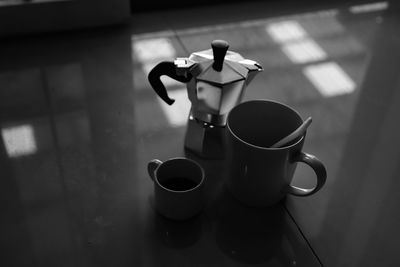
[148,40,263,158]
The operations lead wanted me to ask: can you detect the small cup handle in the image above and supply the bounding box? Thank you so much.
[147,159,163,181]
[286,152,327,196]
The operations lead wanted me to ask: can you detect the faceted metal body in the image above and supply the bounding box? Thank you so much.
[175,48,262,127]
[175,46,262,158]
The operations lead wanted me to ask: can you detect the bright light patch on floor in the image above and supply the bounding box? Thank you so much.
[133,38,176,62]
[266,21,307,43]
[282,39,327,64]
[349,2,388,13]
[1,125,37,158]
[157,88,191,127]
[303,62,356,97]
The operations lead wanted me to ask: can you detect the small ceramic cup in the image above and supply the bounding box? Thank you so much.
[147,157,205,220]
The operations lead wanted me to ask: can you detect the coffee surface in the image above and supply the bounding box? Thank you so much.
[162,177,198,191]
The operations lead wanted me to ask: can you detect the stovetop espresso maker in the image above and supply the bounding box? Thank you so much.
[148,40,262,158]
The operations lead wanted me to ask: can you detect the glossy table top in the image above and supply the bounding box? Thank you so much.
[1,1,400,266]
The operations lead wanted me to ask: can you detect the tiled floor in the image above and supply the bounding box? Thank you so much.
[1,1,400,266]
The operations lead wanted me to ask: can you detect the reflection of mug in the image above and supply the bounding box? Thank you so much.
[148,157,205,220]
[225,100,327,207]
[215,188,290,264]
[155,214,202,248]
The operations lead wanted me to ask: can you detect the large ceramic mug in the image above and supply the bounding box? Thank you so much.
[225,100,327,207]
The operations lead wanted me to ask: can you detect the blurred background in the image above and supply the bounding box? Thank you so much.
[0,0,389,36]
[1,1,400,267]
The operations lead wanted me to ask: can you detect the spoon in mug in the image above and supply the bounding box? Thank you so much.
[270,117,312,148]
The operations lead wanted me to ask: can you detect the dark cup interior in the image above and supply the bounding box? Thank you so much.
[156,158,204,192]
[227,100,303,148]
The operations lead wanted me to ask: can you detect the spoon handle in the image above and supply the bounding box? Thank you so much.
[270,117,312,148]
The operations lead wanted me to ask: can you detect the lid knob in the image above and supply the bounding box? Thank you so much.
[212,40,229,72]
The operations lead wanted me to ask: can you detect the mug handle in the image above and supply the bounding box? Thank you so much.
[147,159,163,181]
[286,152,327,196]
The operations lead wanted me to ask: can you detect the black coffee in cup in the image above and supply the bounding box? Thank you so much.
[162,177,198,191]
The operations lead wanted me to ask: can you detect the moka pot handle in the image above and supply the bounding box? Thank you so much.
[147,61,192,105]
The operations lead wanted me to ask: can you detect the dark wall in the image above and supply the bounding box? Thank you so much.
[131,0,379,13]
[0,0,130,37]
